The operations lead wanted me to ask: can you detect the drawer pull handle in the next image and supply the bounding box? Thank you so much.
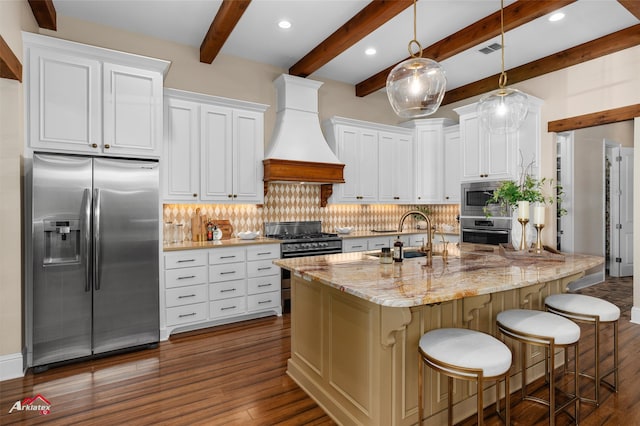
[353,245,363,248]
[177,275,196,280]
[256,252,272,256]
[220,288,236,293]
[373,243,384,247]
[257,267,272,271]
[178,312,196,318]
[220,271,236,275]
[220,255,236,259]
[178,294,196,299]
[177,259,196,263]
[221,306,237,311]
[257,283,272,288]
[258,300,272,305]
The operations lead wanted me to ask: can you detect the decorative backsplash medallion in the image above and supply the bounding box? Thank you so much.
[164,183,460,240]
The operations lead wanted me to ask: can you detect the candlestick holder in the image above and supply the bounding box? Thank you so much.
[517,218,529,251]
[534,223,545,252]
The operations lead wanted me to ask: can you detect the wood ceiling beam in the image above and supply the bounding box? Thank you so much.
[0,36,22,82]
[200,0,251,64]
[356,0,575,97]
[28,0,57,31]
[548,104,640,133]
[442,24,640,106]
[289,0,413,78]
[618,0,640,19]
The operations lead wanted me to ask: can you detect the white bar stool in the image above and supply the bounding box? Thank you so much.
[545,293,620,406]
[418,328,512,426]
[496,309,580,426]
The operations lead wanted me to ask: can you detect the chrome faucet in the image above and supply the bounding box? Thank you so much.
[398,210,433,266]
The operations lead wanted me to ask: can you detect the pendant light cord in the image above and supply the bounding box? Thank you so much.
[498,0,507,89]
[408,0,422,58]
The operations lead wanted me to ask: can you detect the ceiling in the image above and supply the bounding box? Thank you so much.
[49,0,640,103]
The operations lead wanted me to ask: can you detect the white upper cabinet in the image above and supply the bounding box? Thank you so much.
[443,125,461,203]
[163,97,200,201]
[324,118,378,203]
[401,118,456,204]
[24,33,169,158]
[455,96,542,182]
[163,89,268,204]
[378,130,414,203]
[103,63,163,157]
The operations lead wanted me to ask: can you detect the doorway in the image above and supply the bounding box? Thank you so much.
[556,124,634,288]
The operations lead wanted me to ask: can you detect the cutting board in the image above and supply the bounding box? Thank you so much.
[214,220,234,240]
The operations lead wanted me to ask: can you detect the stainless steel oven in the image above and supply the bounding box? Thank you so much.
[264,221,342,312]
[460,216,511,246]
[461,180,511,218]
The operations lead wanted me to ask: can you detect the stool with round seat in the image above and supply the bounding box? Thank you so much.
[545,293,620,406]
[496,309,580,426]
[418,328,512,425]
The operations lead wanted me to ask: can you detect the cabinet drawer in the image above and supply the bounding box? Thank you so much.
[165,251,207,269]
[248,275,280,295]
[343,238,368,253]
[166,285,207,307]
[367,238,390,250]
[166,303,207,326]
[247,259,279,278]
[165,266,207,288]
[209,281,246,300]
[209,248,245,265]
[210,297,246,319]
[209,263,246,283]
[248,291,280,312]
[246,244,280,261]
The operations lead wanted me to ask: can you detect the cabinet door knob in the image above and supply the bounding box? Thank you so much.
[193,193,198,198]
[104,144,111,149]
[393,196,400,200]
[91,143,98,148]
[228,194,233,198]
[233,194,238,198]
[445,196,449,199]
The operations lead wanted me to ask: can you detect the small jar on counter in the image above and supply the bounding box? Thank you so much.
[380,247,393,264]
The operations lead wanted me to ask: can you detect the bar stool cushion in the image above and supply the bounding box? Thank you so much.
[545,294,620,322]
[497,309,580,345]
[419,328,511,378]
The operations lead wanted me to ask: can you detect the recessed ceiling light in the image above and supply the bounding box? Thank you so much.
[548,12,565,22]
[365,48,376,56]
[278,20,291,29]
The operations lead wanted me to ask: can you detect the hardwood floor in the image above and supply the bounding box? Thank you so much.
[0,277,637,426]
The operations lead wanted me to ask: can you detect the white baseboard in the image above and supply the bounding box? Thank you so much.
[0,353,24,381]
[631,306,640,324]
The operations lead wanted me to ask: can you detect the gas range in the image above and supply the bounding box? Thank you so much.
[264,221,343,258]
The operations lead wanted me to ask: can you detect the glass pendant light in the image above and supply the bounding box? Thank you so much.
[386,0,446,118]
[477,0,528,134]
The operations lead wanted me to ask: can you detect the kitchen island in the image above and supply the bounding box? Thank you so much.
[274,246,603,426]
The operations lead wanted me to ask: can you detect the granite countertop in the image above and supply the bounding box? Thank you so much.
[273,245,604,308]
[164,237,282,252]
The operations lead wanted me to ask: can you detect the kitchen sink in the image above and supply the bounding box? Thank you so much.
[369,250,426,258]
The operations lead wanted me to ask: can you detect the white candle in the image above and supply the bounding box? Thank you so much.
[533,204,545,225]
[517,201,529,220]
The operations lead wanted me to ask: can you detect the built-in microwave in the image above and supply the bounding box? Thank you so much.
[460,180,512,218]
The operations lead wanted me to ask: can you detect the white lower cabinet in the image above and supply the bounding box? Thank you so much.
[163,244,281,337]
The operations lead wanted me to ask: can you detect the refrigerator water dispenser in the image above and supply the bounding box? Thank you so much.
[43,218,81,265]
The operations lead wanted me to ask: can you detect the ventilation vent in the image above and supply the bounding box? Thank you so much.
[479,42,503,54]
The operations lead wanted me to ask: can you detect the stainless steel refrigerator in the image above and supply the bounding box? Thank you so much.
[26,153,160,370]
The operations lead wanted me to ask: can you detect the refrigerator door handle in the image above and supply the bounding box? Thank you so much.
[93,188,101,291]
[83,188,92,292]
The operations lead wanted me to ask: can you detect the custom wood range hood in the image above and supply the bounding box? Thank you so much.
[263,74,344,207]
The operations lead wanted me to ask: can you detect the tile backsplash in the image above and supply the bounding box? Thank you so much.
[164,183,459,240]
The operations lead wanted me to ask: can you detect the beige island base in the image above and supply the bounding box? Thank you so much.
[274,246,604,426]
